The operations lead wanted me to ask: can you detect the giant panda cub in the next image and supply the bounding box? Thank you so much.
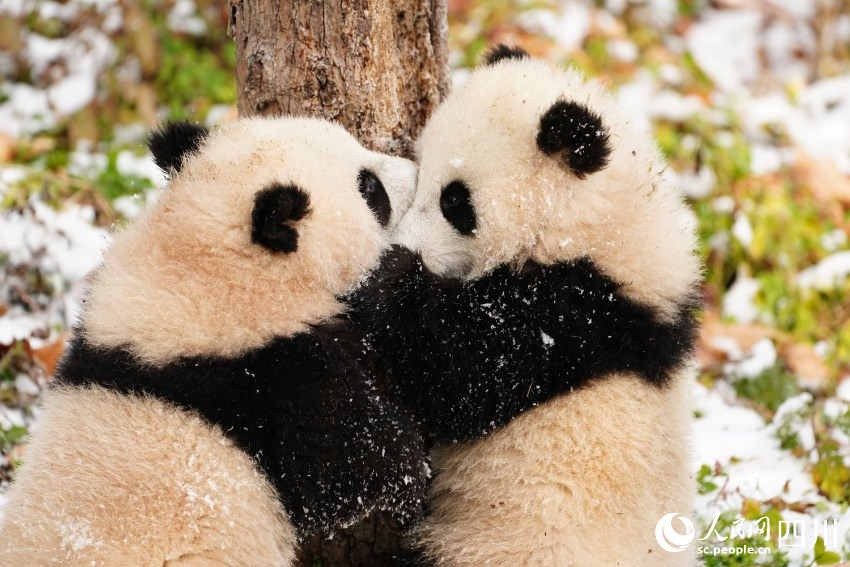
[0,117,429,566]
[348,46,701,566]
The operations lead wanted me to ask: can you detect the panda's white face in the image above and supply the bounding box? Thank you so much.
[83,117,417,366]
[395,55,700,319]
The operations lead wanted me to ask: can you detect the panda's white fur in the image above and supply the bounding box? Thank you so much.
[396,57,699,322]
[420,370,695,566]
[391,53,701,565]
[1,387,294,566]
[0,117,421,566]
[85,118,416,366]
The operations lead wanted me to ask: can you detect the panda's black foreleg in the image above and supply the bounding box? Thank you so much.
[345,246,700,445]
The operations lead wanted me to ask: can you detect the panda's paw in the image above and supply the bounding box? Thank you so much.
[379,245,422,279]
[344,245,424,318]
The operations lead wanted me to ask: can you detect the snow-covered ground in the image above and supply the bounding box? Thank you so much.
[1,0,850,564]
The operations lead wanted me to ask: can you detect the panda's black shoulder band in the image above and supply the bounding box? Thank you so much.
[345,247,700,444]
[54,325,428,538]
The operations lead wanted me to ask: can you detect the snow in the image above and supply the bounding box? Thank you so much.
[712,196,735,215]
[727,338,777,380]
[48,74,97,116]
[722,271,760,324]
[749,144,790,175]
[737,79,850,174]
[112,194,145,219]
[58,519,95,553]
[0,200,110,340]
[797,251,850,291]
[1,0,849,557]
[525,2,590,52]
[820,229,848,253]
[691,384,848,565]
[731,213,753,248]
[0,26,114,137]
[0,84,55,138]
[837,379,850,403]
[694,384,817,503]
[116,150,166,187]
[167,0,207,36]
[607,39,637,63]
[14,373,40,396]
[0,311,51,345]
[687,10,762,93]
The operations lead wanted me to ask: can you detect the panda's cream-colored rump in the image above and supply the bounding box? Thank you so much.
[84,117,417,366]
[0,386,296,566]
[418,371,696,567]
[400,58,700,320]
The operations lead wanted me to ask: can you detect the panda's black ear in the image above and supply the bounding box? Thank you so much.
[251,183,311,254]
[536,99,612,179]
[148,121,210,175]
[481,44,529,66]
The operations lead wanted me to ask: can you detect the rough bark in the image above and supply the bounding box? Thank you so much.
[228,1,448,565]
[229,0,449,157]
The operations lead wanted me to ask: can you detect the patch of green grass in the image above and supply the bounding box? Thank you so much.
[734,365,800,414]
[155,34,237,120]
[691,158,850,373]
[697,463,722,494]
[0,425,27,454]
[95,149,154,202]
[812,439,850,505]
[0,341,29,383]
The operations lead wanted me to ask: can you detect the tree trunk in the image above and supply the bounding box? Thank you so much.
[228,1,448,565]
[229,0,449,157]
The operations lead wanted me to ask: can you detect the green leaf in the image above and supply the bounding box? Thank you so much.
[816,551,840,565]
[697,464,720,494]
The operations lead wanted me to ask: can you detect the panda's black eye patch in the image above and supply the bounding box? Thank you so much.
[537,99,611,179]
[251,183,311,254]
[440,181,476,236]
[357,169,391,227]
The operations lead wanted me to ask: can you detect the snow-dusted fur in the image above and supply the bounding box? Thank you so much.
[420,371,694,566]
[397,55,700,565]
[0,117,419,565]
[1,387,296,566]
[397,57,699,322]
[85,117,416,366]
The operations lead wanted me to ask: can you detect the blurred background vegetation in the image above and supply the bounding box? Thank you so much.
[1,1,850,564]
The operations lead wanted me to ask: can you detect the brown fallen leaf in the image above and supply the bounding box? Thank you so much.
[21,135,56,160]
[780,342,831,389]
[31,332,70,378]
[792,150,850,207]
[762,496,813,513]
[0,132,15,162]
[700,309,782,354]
